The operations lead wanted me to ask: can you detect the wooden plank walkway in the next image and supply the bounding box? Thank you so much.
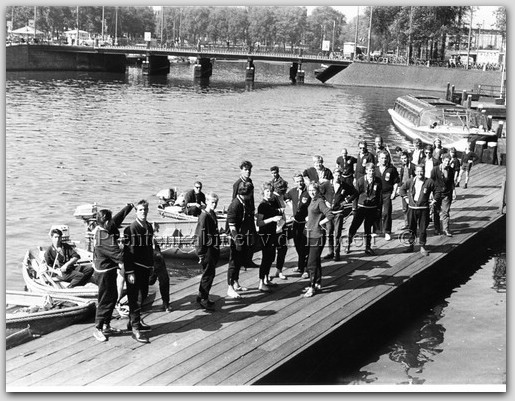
[6,164,506,389]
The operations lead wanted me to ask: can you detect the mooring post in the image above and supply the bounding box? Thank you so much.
[466,94,472,109]
[445,82,451,101]
[461,90,468,106]
[451,85,456,103]
[245,58,255,83]
[296,62,305,84]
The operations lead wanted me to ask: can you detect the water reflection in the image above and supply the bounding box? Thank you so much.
[385,304,446,385]
[493,253,506,292]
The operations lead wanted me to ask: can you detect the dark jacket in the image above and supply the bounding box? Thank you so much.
[284,186,311,223]
[302,166,333,183]
[399,162,416,185]
[375,165,400,193]
[305,196,333,239]
[226,196,255,235]
[184,189,206,216]
[355,152,375,180]
[232,177,255,211]
[355,176,382,209]
[195,209,220,257]
[93,204,133,272]
[123,219,154,273]
[431,165,455,197]
[399,177,435,208]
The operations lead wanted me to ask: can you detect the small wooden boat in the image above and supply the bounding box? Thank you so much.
[6,290,96,348]
[151,218,231,259]
[22,246,98,298]
[388,94,497,151]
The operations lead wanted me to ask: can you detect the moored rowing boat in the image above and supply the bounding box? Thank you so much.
[6,290,96,348]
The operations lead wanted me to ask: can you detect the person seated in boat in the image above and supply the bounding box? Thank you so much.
[184,181,206,216]
[44,228,94,288]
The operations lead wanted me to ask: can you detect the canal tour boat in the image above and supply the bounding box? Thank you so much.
[388,94,497,151]
[6,290,96,348]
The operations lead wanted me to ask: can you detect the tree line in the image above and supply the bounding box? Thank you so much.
[6,6,506,60]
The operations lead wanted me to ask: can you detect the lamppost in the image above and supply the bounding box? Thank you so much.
[331,20,336,53]
[476,22,482,50]
[354,6,359,59]
[76,6,79,46]
[101,6,104,42]
[114,6,118,46]
[367,6,373,61]
[466,7,473,69]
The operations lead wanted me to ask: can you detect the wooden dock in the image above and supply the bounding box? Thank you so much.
[6,164,506,389]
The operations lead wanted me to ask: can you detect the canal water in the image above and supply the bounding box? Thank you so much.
[5,61,506,386]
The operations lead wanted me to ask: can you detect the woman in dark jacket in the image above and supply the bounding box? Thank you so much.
[303,182,333,298]
[92,203,133,342]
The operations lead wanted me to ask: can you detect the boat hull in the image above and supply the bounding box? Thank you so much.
[152,219,231,259]
[6,290,96,348]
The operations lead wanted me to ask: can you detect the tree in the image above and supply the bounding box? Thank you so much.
[306,6,344,51]
[274,6,307,50]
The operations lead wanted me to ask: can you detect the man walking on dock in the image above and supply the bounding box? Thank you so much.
[431,154,457,237]
[195,193,221,310]
[284,174,311,276]
[226,181,255,298]
[399,165,435,256]
[123,200,154,343]
[232,160,259,269]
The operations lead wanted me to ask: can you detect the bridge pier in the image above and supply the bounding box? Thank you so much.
[193,57,213,79]
[289,62,299,84]
[245,58,255,83]
[296,62,305,84]
[142,54,170,75]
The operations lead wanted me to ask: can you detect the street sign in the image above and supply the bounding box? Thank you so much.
[322,40,330,51]
[144,31,151,41]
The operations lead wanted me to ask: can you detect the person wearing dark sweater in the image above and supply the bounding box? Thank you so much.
[303,182,334,298]
[256,182,283,292]
[283,174,311,275]
[231,160,258,269]
[302,155,333,185]
[226,181,255,299]
[431,154,457,237]
[399,165,436,256]
[123,200,155,343]
[184,181,206,216]
[91,203,133,342]
[457,142,479,188]
[375,151,400,241]
[194,192,221,310]
[335,148,357,186]
[347,163,382,255]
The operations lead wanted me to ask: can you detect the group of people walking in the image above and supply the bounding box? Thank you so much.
[44,135,476,344]
[197,135,472,302]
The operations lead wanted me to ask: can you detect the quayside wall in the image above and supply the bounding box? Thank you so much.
[328,61,503,92]
[6,45,126,73]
